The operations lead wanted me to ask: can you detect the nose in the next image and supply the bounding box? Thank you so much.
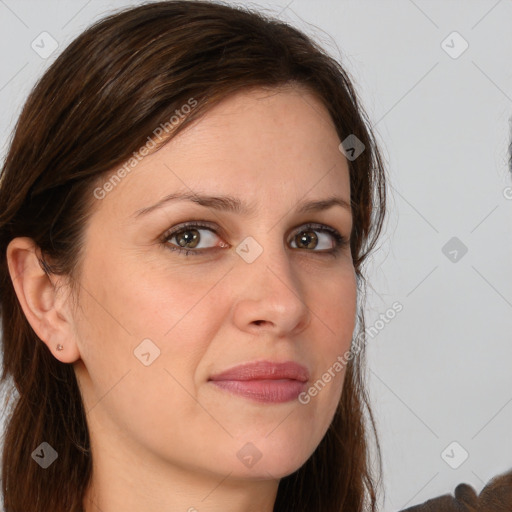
[230,239,311,338]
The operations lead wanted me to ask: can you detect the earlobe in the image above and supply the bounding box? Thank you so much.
[5,237,81,364]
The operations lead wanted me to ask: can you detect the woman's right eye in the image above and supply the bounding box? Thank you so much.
[161,222,227,256]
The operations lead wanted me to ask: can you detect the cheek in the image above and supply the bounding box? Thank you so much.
[310,264,357,346]
[72,256,226,441]
[74,253,237,421]
[81,244,226,341]
[306,266,357,405]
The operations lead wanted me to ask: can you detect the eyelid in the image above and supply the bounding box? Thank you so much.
[161,220,221,240]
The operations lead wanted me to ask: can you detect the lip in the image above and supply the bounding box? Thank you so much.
[209,360,310,403]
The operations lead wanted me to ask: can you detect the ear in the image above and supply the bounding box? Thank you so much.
[6,237,81,363]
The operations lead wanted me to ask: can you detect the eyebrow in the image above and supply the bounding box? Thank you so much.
[132,191,351,218]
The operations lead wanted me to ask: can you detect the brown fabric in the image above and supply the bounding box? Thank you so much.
[478,470,512,511]
[400,470,512,512]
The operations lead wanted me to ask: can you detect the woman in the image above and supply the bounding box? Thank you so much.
[0,1,386,511]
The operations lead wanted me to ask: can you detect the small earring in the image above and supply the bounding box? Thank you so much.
[56,344,64,351]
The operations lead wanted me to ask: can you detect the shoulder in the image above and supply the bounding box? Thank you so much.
[399,469,512,512]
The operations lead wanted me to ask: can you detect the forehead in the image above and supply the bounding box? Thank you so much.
[93,85,350,220]
[166,85,343,162]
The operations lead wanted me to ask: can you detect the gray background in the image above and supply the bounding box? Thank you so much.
[1,1,511,510]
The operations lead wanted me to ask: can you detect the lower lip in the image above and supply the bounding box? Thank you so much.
[210,379,307,403]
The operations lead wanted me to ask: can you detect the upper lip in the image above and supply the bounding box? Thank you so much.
[209,360,310,382]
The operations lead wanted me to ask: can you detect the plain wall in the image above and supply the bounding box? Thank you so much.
[0,1,511,510]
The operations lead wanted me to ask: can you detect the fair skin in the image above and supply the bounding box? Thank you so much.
[7,85,356,512]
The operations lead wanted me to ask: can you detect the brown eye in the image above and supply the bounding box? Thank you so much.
[294,230,318,249]
[175,228,200,248]
[162,222,225,255]
[289,224,345,253]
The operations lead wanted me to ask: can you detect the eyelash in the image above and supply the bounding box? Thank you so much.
[161,221,349,257]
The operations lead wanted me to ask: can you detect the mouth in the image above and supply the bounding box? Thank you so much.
[208,360,309,404]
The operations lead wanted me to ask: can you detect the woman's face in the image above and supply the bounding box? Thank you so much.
[72,85,356,483]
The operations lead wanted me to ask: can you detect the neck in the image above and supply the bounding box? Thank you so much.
[82,426,280,512]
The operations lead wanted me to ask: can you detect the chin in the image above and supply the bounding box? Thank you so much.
[229,442,315,480]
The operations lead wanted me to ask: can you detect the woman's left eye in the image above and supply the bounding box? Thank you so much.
[161,222,348,256]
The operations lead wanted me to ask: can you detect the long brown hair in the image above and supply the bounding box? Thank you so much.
[0,1,386,511]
